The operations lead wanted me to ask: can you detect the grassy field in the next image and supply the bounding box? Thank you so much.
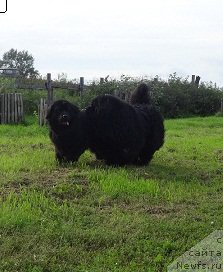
[0,116,222,272]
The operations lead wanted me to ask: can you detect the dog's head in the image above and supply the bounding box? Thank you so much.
[46,100,80,132]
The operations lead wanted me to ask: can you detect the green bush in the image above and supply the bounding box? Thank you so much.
[150,74,222,118]
[0,73,222,118]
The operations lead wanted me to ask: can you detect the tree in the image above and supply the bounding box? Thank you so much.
[0,49,39,78]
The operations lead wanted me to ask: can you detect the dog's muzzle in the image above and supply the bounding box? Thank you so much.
[59,114,70,126]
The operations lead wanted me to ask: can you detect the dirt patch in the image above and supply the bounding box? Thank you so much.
[115,201,187,219]
[0,167,77,199]
[142,205,181,218]
[1,166,90,204]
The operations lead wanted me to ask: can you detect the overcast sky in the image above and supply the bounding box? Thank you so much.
[0,0,223,85]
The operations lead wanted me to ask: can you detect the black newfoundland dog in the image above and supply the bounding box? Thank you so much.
[47,83,164,166]
[46,100,87,163]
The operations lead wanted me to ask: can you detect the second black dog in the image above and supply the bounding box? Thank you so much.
[85,83,164,165]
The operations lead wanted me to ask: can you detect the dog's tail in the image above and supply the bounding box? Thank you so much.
[130,83,151,105]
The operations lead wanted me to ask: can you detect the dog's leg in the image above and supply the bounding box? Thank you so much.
[135,149,155,166]
[56,151,64,164]
[55,147,70,164]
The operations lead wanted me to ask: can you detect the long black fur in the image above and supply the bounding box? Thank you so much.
[86,83,164,165]
[46,100,87,163]
[47,83,164,166]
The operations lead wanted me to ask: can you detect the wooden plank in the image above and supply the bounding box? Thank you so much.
[11,93,15,123]
[39,98,48,126]
[14,93,18,123]
[18,94,22,122]
[17,94,20,122]
[20,94,24,122]
[10,93,13,123]
[19,94,23,122]
[5,94,7,123]
[7,93,11,123]
[0,94,3,124]
[4,94,7,124]
[43,100,45,125]
[38,104,40,126]
[47,73,53,106]
[41,98,44,126]
[2,94,5,124]
[43,98,47,125]
[39,98,42,126]
[43,98,46,125]
[44,99,47,125]
[0,93,24,124]
[4,94,6,124]
[0,94,4,124]
[40,98,44,126]
[0,95,1,124]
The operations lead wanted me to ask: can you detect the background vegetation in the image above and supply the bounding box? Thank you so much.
[0,49,39,78]
[0,73,222,118]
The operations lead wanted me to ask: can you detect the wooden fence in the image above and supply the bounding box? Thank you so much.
[14,77,80,91]
[39,73,53,126]
[0,93,24,124]
[38,98,48,126]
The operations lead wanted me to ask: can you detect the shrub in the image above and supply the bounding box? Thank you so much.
[0,73,222,118]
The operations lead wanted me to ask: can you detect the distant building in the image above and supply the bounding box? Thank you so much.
[0,68,19,77]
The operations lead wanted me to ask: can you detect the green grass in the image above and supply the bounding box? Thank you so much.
[0,116,223,272]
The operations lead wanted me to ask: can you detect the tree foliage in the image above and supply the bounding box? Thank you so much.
[0,49,39,78]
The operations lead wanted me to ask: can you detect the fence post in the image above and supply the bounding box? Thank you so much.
[191,75,195,84]
[154,77,158,83]
[221,98,223,113]
[39,98,47,126]
[46,73,53,106]
[39,73,54,126]
[195,76,200,88]
[79,77,84,96]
